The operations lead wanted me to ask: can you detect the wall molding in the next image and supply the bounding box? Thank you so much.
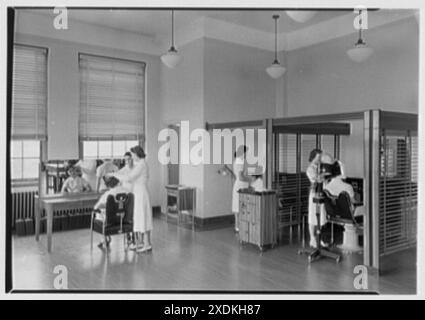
[16,9,417,57]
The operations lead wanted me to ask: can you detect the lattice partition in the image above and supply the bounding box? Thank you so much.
[379,132,417,256]
[273,132,340,239]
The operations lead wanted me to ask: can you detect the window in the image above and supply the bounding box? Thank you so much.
[11,140,40,179]
[11,44,47,181]
[83,140,138,160]
[79,53,145,144]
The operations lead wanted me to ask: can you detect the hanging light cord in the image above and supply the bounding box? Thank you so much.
[357,10,365,45]
[273,15,279,63]
[171,10,175,50]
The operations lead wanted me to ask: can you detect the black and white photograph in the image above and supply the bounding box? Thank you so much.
[1,0,424,300]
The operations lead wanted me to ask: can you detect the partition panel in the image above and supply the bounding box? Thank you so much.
[379,131,417,256]
[272,128,342,241]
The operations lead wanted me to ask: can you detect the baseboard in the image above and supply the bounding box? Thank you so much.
[152,206,161,217]
[195,214,235,231]
[158,212,235,231]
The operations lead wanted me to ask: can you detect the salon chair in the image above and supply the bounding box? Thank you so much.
[323,190,363,253]
[90,193,134,250]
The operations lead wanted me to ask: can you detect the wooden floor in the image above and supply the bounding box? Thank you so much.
[12,217,416,294]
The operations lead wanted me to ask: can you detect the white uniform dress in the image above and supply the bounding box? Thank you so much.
[232,157,249,213]
[306,163,327,226]
[115,159,152,233]
[76,159,97,191]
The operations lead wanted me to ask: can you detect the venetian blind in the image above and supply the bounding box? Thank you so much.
[79,54,146,141]
[12,45,47,140]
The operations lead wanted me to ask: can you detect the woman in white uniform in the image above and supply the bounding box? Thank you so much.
[232,145,253,233]
[111,146,153,253]
[306,149,327,248]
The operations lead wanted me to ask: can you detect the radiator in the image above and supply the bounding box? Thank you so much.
[11,187,38,229]
[12,188,94,235]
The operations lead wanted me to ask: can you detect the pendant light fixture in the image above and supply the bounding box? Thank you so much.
[266,15,286,79]
[161,10,182,68]
[286,10,317,23]
[346,10,374,63]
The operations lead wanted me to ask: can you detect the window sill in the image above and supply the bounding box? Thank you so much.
[11,179,39,191]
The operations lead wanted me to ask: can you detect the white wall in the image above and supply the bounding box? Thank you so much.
[159,39,205,215]
[159,38,278,218]
[286,17,419,116]
[203,39,278,218]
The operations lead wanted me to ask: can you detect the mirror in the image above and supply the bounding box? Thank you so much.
[42,158,125,194]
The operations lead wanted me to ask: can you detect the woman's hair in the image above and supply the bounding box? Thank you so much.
[124,151,132,158]
[104,176,120,189]
[130,145,146,159]
[331,161,342,177]
[308,149,322,162]
[234,145,248,158]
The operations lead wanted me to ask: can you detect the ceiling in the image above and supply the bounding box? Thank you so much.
[21,9,351,37]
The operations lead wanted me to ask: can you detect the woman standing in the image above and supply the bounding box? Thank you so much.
[306,149,326,248]
[112,146,153,253]
[232,145,253,233]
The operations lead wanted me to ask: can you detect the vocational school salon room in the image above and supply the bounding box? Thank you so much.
[8,7,419,294]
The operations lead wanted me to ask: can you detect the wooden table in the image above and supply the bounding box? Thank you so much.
[35,192,102,252]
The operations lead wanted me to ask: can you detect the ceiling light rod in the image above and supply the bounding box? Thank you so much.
[273,14,279,63]
[170,10,176,52]
[356,10,366,46]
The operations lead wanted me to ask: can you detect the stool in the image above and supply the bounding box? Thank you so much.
[338,224,362,253]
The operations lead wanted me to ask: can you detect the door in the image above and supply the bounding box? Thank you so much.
[168,124,180,185]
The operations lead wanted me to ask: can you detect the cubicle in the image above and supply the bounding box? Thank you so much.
[365,110,417,270]
[206,109,418,272]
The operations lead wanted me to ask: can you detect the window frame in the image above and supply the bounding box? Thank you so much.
[78,52,146,142]
[11,43,48,186]
[79,138,143,160]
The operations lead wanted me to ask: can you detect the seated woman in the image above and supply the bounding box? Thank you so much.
[61,167,91,193]
[323,162,352,196]
[93,176,131,248]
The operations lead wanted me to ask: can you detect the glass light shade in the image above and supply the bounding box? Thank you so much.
[346,44,374,63]
[286,11,317,23]
[161,48,182,68]
[266,61,286,79]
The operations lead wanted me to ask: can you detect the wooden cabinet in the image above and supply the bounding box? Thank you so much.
[238,189,277,251]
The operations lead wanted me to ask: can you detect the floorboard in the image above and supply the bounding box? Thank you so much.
[12,218,416,294]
